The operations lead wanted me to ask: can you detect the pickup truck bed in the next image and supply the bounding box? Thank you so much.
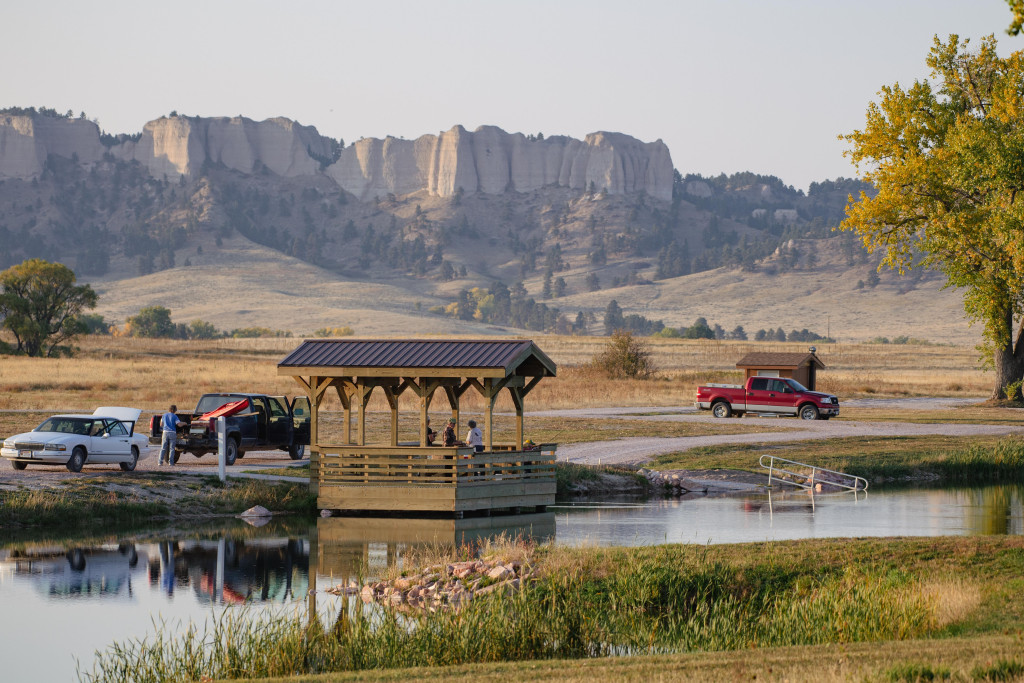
[150,393,311,465]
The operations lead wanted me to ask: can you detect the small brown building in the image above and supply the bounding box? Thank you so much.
[736,349,825,390]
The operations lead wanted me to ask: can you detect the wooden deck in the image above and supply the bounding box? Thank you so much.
[315,443,557,514]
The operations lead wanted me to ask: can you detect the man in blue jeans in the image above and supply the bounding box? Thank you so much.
[159,405,181,466]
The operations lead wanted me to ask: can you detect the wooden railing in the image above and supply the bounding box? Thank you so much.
[316,444,557,487]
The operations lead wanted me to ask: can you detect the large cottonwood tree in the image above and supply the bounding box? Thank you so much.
[841,35,1024,398]
[0,259,97,357]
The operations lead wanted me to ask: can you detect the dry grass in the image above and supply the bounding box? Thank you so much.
[0,336,990,418]
[923,579,983,628]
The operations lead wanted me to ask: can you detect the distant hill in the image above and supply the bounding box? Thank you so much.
[0,107,971,344]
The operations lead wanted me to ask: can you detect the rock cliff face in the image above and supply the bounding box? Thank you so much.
[327,125,673,201]
[0,113,673,201]
[0,115,105,179]
[113,115,337,178]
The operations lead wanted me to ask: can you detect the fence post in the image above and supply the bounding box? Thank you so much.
[217,416,226,483]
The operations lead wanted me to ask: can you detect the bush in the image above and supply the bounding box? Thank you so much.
[312,326,354,338]
[591,331,656,379]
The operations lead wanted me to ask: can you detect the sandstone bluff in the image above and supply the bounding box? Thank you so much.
[0,113,673,201]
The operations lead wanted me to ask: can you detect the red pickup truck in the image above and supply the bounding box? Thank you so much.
[695,377,839,420]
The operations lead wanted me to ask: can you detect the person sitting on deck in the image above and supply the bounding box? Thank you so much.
[425,418,435,446]
[442,418,457,447]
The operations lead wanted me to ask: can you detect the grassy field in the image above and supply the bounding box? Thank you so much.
[82,536,1024,683]
[0,336,992,417]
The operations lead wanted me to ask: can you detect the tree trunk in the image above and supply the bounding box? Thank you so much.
[992,310,1024,400]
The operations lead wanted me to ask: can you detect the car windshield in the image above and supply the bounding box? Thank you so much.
[195,396,248,413]
[36,417,93,436]
[786,379,808,392]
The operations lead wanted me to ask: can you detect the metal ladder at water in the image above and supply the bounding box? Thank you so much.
[758,454,868,494]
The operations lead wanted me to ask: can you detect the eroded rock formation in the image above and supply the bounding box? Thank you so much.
[0,113,673,201]
[328,125,674,201]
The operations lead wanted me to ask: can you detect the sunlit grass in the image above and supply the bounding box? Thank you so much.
[80,536,1024,683]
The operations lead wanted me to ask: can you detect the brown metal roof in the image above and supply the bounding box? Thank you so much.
[735,352,825,369]
[278,339,556,377]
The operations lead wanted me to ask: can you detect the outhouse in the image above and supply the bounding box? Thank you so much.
[735,348,825,390]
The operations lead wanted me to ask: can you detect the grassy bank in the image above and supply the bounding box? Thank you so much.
[652,434,1024,485]
[0,474,316,529]
[80,536,1024,682]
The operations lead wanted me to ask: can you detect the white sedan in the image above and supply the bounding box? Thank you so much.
[1,407,144,472]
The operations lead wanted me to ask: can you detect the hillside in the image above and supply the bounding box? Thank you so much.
[84,231,973,345]
[0,107,976,345]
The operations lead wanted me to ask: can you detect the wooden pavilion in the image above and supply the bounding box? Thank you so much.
[277,339,557,516]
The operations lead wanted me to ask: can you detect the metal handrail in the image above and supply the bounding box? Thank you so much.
[758,454,868,493]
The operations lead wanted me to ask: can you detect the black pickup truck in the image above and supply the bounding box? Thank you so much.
[149,393,311,465]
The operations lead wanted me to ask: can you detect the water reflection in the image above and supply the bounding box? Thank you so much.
[148,537,310,604]
[315,513,555,581]
[3,485,1024,681]
[552,484,1024,546]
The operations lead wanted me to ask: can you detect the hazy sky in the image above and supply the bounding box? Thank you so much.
[2,1,1017,190]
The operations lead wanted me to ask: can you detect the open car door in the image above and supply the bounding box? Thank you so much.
[290,396,311,445]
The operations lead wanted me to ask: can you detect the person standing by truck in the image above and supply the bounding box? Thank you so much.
[159,405,181,466]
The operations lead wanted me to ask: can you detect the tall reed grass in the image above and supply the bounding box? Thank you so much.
[80,547,941,682]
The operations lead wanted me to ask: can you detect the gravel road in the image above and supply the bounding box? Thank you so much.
[544,398,1022,467]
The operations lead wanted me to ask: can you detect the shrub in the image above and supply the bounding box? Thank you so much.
[591,331,656,379]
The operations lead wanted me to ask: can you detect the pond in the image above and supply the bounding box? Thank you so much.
[3,483,1023,681]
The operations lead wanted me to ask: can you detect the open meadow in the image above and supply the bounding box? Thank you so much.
[0,335,990,417]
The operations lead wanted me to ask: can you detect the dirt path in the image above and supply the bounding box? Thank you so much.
[548,403,1024,466]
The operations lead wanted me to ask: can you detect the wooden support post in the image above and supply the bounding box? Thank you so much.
[356,383,373,446]
[483,378,495,452]
[309,376,320,497]
[334,382,353,445]
[509,386,524,450]
[383,385,399,447]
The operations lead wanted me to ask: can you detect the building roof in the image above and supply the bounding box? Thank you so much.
[277,339,556,378]
[735,352,825,370]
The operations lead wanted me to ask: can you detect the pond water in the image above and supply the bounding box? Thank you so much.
[4,484,1023,681]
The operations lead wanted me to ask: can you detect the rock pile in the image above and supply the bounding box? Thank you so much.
[637,468,708,494]
[327,558,535,611]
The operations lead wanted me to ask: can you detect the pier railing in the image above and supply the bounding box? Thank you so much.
[758,454,868,493]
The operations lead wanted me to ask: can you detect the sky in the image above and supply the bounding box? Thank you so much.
[1,0,1018,191]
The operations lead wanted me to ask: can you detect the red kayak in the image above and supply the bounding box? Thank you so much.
[199,399,248,422]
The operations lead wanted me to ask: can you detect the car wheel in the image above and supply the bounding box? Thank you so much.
[288,444,305,460]
[225,438,238,466]
[10,460,27,471]
[799,404,820,420]
[120,446,139,472]
[711,401,732,419]
[67,446,86,473]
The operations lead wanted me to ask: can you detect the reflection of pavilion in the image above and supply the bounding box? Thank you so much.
[313,514,555,582]
[278,339,557,516]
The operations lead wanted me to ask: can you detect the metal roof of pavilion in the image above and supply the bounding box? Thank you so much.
[278,339,556,378]
[735,352,825,369]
